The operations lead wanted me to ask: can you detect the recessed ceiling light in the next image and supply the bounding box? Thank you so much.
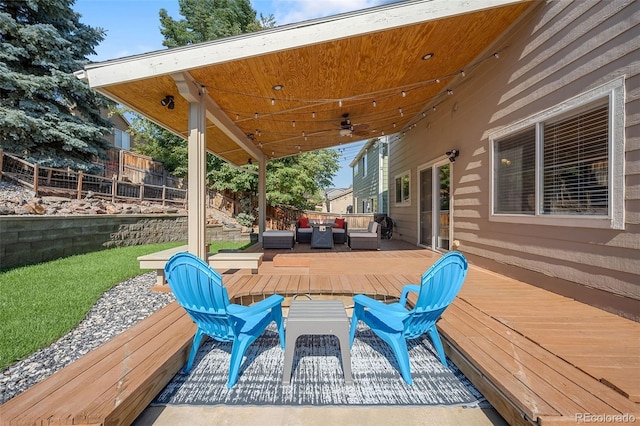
[422,53,434,60]
[272,84,284,91]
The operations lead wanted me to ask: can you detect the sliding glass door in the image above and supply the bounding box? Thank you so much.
[418,160,451,251]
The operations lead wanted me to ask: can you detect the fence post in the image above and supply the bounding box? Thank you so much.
[0,149,3,181]
[162,185,166,206]
[112,175,117,203]
[46,168,52,185]
[77,171,83,199]
[140,182,144,201]
[33,164,39,196]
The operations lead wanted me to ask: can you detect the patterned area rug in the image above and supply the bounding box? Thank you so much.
[153,325,484,406]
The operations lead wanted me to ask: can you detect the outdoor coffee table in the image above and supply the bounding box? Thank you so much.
[282,299,353,385]
[310,224,334,248]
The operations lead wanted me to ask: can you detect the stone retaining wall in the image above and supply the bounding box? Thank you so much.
[0,215,247,270]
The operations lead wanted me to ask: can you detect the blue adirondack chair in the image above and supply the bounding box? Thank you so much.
[349,251,468,385]
[164,252,285,388]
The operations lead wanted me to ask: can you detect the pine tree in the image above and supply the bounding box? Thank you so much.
[0,0,112,172]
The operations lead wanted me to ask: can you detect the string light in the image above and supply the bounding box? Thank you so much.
[221,49,505,139]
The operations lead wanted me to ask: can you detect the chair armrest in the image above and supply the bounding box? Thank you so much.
[399,284,420,306]
[228,294,284,317]
[343,222,348,232]
[353,294,404,316]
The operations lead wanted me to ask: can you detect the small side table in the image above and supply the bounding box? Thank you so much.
[282,300,353,385]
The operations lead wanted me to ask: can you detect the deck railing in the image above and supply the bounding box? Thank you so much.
[0,150,187,206]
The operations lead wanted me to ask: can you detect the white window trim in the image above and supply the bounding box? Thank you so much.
[489,77,625,230]
[394,170,411,207]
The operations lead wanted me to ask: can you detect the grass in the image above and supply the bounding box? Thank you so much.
[0,240,251,371]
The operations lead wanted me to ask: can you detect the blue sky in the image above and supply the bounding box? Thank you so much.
[72,0,386,187]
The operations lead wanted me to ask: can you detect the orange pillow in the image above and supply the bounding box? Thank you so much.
[299,217,310,228]
[334,218,345,228]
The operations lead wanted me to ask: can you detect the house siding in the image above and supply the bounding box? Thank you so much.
[353,140,384,213]
[388,0,639,315]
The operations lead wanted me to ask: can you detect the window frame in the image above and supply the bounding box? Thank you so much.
[394,170,411,207]
[489,77,624,230]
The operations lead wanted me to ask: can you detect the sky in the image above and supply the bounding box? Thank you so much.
[71,0,393,188]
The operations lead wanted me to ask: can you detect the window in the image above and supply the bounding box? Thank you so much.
[394,171,411,206]
[362,155,367,177]
[114,129,130,150]
[354,163,359,177]
[490,78,624,229]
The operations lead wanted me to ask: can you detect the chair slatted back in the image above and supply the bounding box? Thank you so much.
[165,252,235,342]
[405,252,468,339]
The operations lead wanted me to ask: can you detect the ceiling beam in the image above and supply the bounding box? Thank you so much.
[172,72,264,162]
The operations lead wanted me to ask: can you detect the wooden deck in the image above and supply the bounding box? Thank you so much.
[1,239,638,425]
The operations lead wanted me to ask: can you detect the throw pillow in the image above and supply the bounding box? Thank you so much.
[334,218,345,228]
[299,217,310,228]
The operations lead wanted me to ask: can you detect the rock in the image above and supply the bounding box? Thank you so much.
[24,202,46,215]
[0,206,15,215]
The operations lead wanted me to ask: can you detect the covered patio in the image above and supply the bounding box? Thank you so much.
[74,0,535,259]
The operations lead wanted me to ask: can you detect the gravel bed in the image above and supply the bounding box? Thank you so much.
[0,272,175,404]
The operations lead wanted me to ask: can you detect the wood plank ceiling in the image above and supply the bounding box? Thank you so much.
[98,1,533,166]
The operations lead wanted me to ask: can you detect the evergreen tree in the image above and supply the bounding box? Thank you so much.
[0,0,112,172]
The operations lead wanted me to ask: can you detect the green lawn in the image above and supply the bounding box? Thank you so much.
[0,240,250,371]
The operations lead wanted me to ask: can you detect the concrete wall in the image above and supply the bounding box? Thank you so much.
[0,215,248,270]
[388,0,639,319]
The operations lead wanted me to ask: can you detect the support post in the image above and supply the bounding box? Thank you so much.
[187,91,208,260]
[258,158,267,242]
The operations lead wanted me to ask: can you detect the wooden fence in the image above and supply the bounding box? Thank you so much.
[0,150,187,205]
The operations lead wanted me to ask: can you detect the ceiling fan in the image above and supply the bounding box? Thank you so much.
[339,113,369,137]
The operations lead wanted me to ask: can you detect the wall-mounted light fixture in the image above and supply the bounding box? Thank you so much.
[160,95,175,110]
[247,158,252,165]
[446,149,460,162]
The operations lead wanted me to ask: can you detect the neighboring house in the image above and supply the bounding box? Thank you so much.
[387,1,638,319]
[324,187,353,214]
[350,137,389,214]
[105,111,132,151]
